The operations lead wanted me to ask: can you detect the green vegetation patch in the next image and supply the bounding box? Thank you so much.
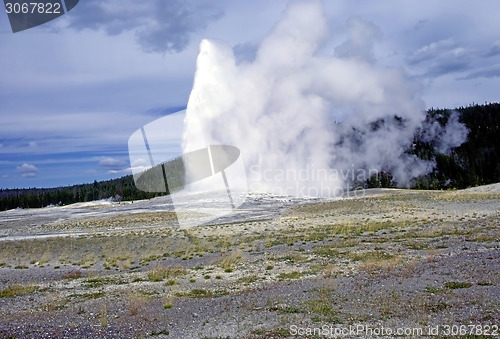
[0,284,39,298]
[277,271,304,280]
[148,266,187,282]
[83,277,121,288]
[175,288,229,298]
[444,281,473,289]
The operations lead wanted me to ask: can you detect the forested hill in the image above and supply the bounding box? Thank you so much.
[411,102,500,189]
[0,176,166,210]
[1,102,499,210]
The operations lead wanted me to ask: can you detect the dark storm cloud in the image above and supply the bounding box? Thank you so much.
[407,39,461,65]
[65,0,223,53]
[425,58,471,77]
[98,157,127,170]
[482,41,500,58]
[407,39,472,77]
[460,65,500,80]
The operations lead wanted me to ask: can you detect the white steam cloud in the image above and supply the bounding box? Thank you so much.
[182,0,467,197]
[419,111,469,155]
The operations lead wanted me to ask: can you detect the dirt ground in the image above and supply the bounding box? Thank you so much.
[0,185,499,338]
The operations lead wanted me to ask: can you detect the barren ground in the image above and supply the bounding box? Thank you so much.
[0,185,499,338]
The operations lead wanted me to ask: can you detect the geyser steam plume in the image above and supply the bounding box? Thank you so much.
[182,0,467,197]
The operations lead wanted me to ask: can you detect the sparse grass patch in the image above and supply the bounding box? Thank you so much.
[333,239,359,248]
[277,271,303,280]
[0,284,39,298]
[150,329,169,336]
[278,305,302,314]
[359,256,403,273]
[314,263,340,278]
[83,276,119,288]
[444,281,473,289]
[62,270,83,279]
[100,303,107,328]
[125,292,149,316]
[148,266,187,282]
[437,191,500,202]
[313,246,342,258]
[67,291,105,300]
[406,242,429,250]
[425,301,450,312]
[162,296,174,309]
[274,252,308,263]
[305,299,336,317]
[175,288,229,298]
[465,232,499,242]
[348,250,394,262]
[424,286,447,294]
[214,251,244,272]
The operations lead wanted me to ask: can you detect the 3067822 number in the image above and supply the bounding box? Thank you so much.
[5,2,61,14]
[441,324,499,336]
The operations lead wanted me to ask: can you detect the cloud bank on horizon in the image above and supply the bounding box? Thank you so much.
[0,0,499,188]
[182,0,468,197]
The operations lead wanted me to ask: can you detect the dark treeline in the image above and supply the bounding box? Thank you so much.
[1,102,499,210]
[368,102,500,189]
[416,103,500,189]
[0,176,167,210]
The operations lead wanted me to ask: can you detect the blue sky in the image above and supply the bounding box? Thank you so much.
[1,0,500,188]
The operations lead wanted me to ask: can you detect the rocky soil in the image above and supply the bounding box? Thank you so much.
[0,185,499,338]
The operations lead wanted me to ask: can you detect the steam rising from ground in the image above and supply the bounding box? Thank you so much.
[182,0,467,197]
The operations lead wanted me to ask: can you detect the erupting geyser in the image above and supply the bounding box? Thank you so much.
[182,0,468,197]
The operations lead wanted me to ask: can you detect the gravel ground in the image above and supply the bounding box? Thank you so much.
[0,185,499,338]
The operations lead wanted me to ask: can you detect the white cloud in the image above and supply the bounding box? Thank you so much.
[108,168,133,175]
[16,163,39,178]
